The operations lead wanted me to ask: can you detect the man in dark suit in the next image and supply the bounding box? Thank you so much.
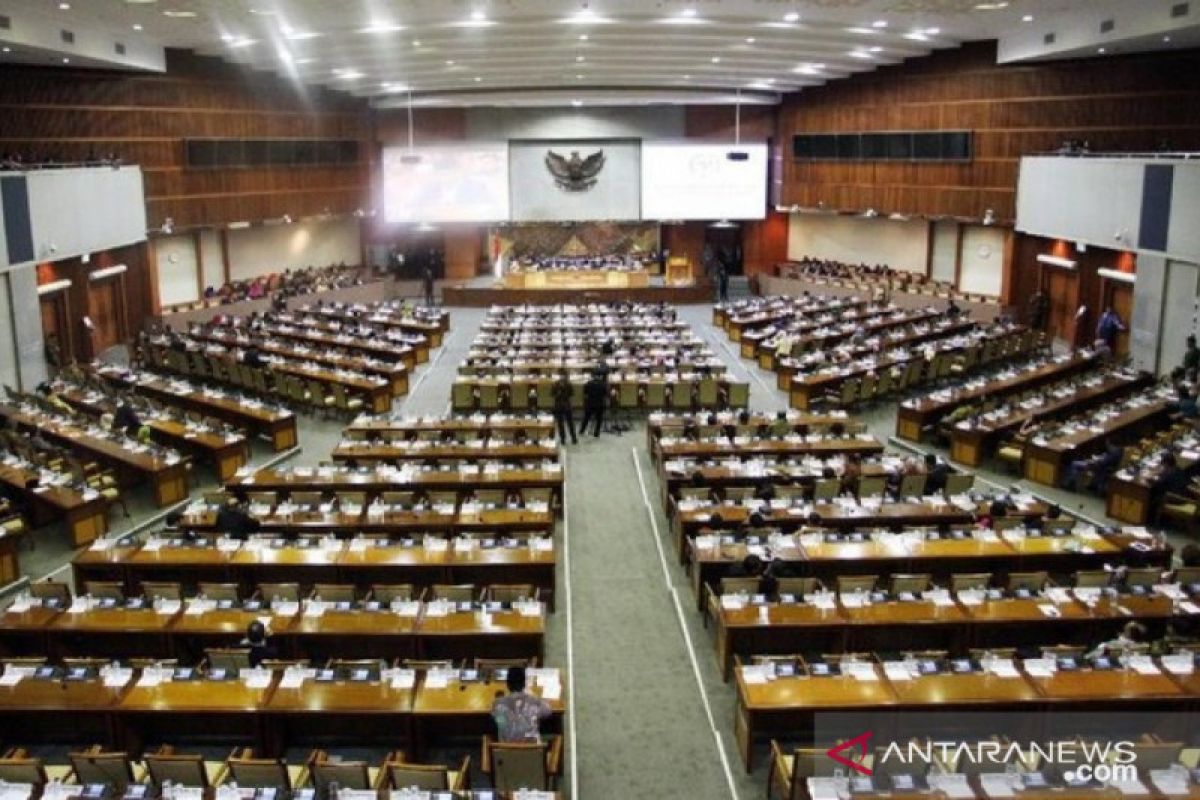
[924,453,951,494]
[579,371,607,438]
[215,496,261,541]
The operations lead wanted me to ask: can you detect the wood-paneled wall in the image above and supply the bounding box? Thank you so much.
[0,50,372,229]
[778,42,1200,221]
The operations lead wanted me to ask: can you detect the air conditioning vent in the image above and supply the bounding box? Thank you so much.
[1044,32,1057,45]
[1100,19,1115,33]
[1171,2,1190,18]
[0,15,11,30]
[114,42,126,55]
[60,29,74,44]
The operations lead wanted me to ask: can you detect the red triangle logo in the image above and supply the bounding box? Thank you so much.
[826,731,873,775]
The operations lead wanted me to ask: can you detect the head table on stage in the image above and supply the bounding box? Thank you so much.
[501,268,650,290]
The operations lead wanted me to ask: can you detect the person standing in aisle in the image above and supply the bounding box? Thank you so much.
[552,371,577,445]
[579,370,607,438]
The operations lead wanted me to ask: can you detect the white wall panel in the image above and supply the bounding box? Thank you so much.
[787,214,930,273]
[227,219,361,281]
[24,167,146,263]
[1167,165,1200,264]
[154,235,200,307]
[959,226,1005,297]
[1016,157,1144,250]
[930,220,958,283]
[199,230,224,292]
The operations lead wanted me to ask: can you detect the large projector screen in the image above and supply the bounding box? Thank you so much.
[641,142,768,220]
[382,144,509,223]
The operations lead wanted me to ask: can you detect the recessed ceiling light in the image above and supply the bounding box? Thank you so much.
[711,56,720,63]
[579,34,588,41]
[132,23,143,30]
[295,58,313,64]
[764,78,775,83]
[1098,47,1106,53]
[576,55,585,62]
[783,12,800,23]
[362,21,404,33]
[872,19,887,28]
[850,50,871,58]
[471,10,485,21]
[2,47,10,53]
[683,74,691,79]
[286,31,320,41]
[62,57,70,63]
[794,63,823,74]
[681,8,697,17]
[869,46,883,52]
[162,10,198,18]
[58,2,70,10]
[1022,14,1034,22]
[474,75,482,81]
[1163,35,1172,42]
[745,37,755,43]
[926,27,941,34]
[219,33,234,42]
[227,37,257,49]
[571,100,583,107]
[412,40,421,46]
[973,1,1009,9]
[335,69,362,80]
[904,31,928,41]
[576,74,583,79]
[445,59,455,65]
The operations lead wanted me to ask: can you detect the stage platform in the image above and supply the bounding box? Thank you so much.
[442,278,714,307]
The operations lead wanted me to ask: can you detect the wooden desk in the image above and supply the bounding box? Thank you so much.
[331,440,559,464]
[948,371,1152,468]
[299,304,445,348]
[895,352,1100,443]
[0,404,188,510]
[346,414,556,440]
[657,436,883,466]
[502,269,650,290]
[97,367,298,452]
[0,457,109,545]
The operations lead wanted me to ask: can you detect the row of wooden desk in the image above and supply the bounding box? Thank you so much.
[0,666,563,757]
[733,656,1200,770]
[0,455,110,546]
[72,536,557,608]
[683,525,1171,609]
[297,302,447,348]
[711,588,1198,680]
[0,598,546,663]
[97,367,298,453]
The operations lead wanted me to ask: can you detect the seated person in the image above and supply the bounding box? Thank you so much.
[1086,621,1148,660]
[1061,440,1123,493]
[491,666,552,743]
[240,620,278,667]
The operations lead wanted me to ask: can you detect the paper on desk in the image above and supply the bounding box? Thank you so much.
[720,595,746,610]
[156,599,182,615]
[103,668,132,688]
[392,600,421,617]
[0,670,24,686]
[1181,601,1200,615]
[1150,769,1193,797]
[390,669,415,690]
[883,662,915,682]
[978,774,1017,798]
[806,778,843,800]
[957,589,985,606]
[1161,654,1195,675]
[516,601,543,618]
[244,671,272,689]
[1108,777,1151,795]
[986,659,1020,678]
[1023,658,1056,678]
[807,593,837,610]
[303,601,326,618]
[741,665,771,685]
[1128,655,1160,675]
[424,671,450,689]
[273,602,300,617]
[925,589,955,607]
[1037,604,1062,618]
[279,670,305,689]
[532,538,553,552]
[846,663,878,681]
[137,671,164,688]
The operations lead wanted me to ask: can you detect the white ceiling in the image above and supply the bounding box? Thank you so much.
[0,0,1196,106]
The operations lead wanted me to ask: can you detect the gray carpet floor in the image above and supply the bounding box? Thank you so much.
[7,302,1188,800]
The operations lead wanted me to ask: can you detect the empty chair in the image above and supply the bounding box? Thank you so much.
[776,576,822,596]
[473,489,507,507]
[1176,566,1200,585]
[308,752,374,797]
[1073,570,1111,589]
[857,476,886,498]
[327,658,386,678]
[1007,571,1049,592]
[836,575,878,594]
[897,473,928,498]
[68,748,140,792]
[1122,567,1162,589]
[226,748,306,791]
[950,573,993,592]
[719,576,763,596]
[888,573,932,595]
[943,473,975,495]
[481,736,563,792]
[289,491,325,507]
[61,657,108,670]
[768,742,842,800]
[402,659,458,671]
[141,581,182,602]
[205,648,252,672]
[1127,740,1183,771]
[370,584,419,603]
[522,488,553,507]
[246,492,277,507]
[379,754,469,792]
[198,582,241,601]
[723,486,754,503]
[28,581,71,605]
[84,581,125,601]
[145,747,224,790]
[483,584,539,604]
[380,491,417,506]
[474,656,537,672]
[310,584,357,603]
[336,492,367,507]
[429,583,475,603]
[812,479,841,501]
[1041,644,1087,660]
[426,491,460,509]
[0,748,55,787]
[1,656,48,669]
[258,583,301,602]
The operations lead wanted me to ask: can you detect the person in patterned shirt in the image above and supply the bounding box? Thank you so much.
[491,666,552,742]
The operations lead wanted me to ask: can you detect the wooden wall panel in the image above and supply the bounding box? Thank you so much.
[778,42,1200,221]
[0,49,372,230]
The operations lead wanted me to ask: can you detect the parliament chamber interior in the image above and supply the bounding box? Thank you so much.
[2,0,1200,798]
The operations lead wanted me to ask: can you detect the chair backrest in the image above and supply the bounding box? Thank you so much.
[0,753,47,786]
[84,581,125,601]
[384,761,450,791]
[227,755,292,789]
[490,740,550,792]
[1007,571,1049,592]
[943,473,975,495]
[311,584,356,603]
[857,476,886,498]
[430,583,475,602]
[813,479,841,500]
[719,576,762,596]
[950,573,992,592]
[29,581,71,604]
[776,576,821,596]
[1177,566,1200,585]
[198,582,241,601]
[145,752,209,789]
[1073,570,1111,589]
[1123,567,1162,588]
[258,583,301,602]
[836,575,878,594]
[310,758,371,795]
[1130,741,1183,771]
[371,584,417,603]
[485,584,538,603]
[889,573,932,595]
[898,474,927,498]
[206,648,252,672]
[141,581,182,602]
[69,750,135,791]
